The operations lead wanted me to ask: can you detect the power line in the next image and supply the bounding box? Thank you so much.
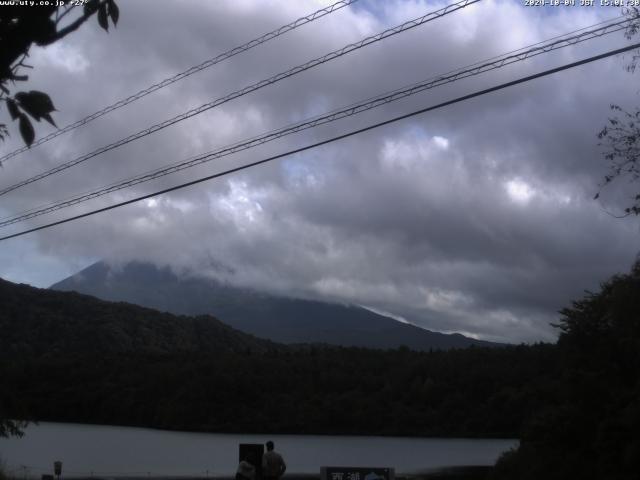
[0,16,631,228]
[1,41,637,243]
[0,0,358,164]
[0,0,481,198]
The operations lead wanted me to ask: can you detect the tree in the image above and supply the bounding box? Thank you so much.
[0,419,27,438]
[596,7,640,215]
[492,259,640,479]
[0,0,119,147]
[1,387,29,438]
[555,258,640,345]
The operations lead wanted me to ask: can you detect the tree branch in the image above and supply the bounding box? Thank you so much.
[46,0,109,45]
[56,5,80,27]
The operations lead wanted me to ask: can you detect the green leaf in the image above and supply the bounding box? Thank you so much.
[33,18,57,46]
[6,98,20,120]
[41,112,57,128]
[108,0,119,26]
[98,3,109,31]
[18,114,35,147]
[84,0,100,15]
[15,90,56,122]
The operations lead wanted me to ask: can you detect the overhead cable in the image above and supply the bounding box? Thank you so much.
[1,41,638,242]
[0,16,631,228]
[0,0,359,164]
[0,0,481,198]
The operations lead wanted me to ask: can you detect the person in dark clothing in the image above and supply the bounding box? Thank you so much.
[262,441,286,480]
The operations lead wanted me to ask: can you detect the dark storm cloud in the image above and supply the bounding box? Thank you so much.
[1,0,638,342]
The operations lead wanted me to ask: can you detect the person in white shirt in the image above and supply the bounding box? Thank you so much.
[262,441,286,480]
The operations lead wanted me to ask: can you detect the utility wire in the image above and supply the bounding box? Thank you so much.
[0,16,631,228]
[1,41,638,243]
[0,0,480,198]
[0,0,358,164]
[0,14,624,223]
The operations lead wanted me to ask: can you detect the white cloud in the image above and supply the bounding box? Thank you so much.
[423,288,474,312]
[32,42,90,74]
[432,136,450,150]
[505,178,536,204]
[359,305,412,325]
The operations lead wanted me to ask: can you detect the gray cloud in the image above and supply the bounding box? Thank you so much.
[1,0,638,343]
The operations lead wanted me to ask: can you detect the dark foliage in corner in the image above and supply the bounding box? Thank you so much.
[596,7,640,215]
[492,260,640,480]
[0,383,28,438]
[0,0,119,147]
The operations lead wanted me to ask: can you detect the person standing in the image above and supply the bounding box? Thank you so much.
[262,440,286,480]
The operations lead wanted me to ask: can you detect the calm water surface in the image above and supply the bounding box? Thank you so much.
[0,422,517,476]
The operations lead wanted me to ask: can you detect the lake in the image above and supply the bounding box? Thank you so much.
[0,422,517,477]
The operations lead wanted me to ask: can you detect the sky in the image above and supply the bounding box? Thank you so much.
[1,0,639,343]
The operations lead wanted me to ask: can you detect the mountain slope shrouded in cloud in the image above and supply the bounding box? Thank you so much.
[50,261,502,350]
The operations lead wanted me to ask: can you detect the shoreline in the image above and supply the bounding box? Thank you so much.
[48,468,493,480]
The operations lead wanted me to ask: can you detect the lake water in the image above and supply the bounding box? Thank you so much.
[0,422,517,477]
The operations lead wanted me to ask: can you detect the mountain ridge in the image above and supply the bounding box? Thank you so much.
[50,261,502,350]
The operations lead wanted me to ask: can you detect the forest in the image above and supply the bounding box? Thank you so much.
[0,344,555,438]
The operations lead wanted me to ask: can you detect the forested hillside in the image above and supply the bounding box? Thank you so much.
[0,278,278,356]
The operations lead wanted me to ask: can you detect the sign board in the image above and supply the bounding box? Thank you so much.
[321,467,394,480]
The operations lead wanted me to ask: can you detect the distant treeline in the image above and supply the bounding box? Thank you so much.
[0,344,555,438]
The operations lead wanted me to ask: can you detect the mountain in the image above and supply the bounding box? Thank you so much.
[0,277,278,357]
[51,261,500,350]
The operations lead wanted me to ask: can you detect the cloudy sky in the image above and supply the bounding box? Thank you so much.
[1,0,639,343]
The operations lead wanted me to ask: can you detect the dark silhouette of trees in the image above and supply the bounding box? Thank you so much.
[492,260,640,480]
[0,418,26,438]
[0,345,556,438]
[0,0,119,147]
